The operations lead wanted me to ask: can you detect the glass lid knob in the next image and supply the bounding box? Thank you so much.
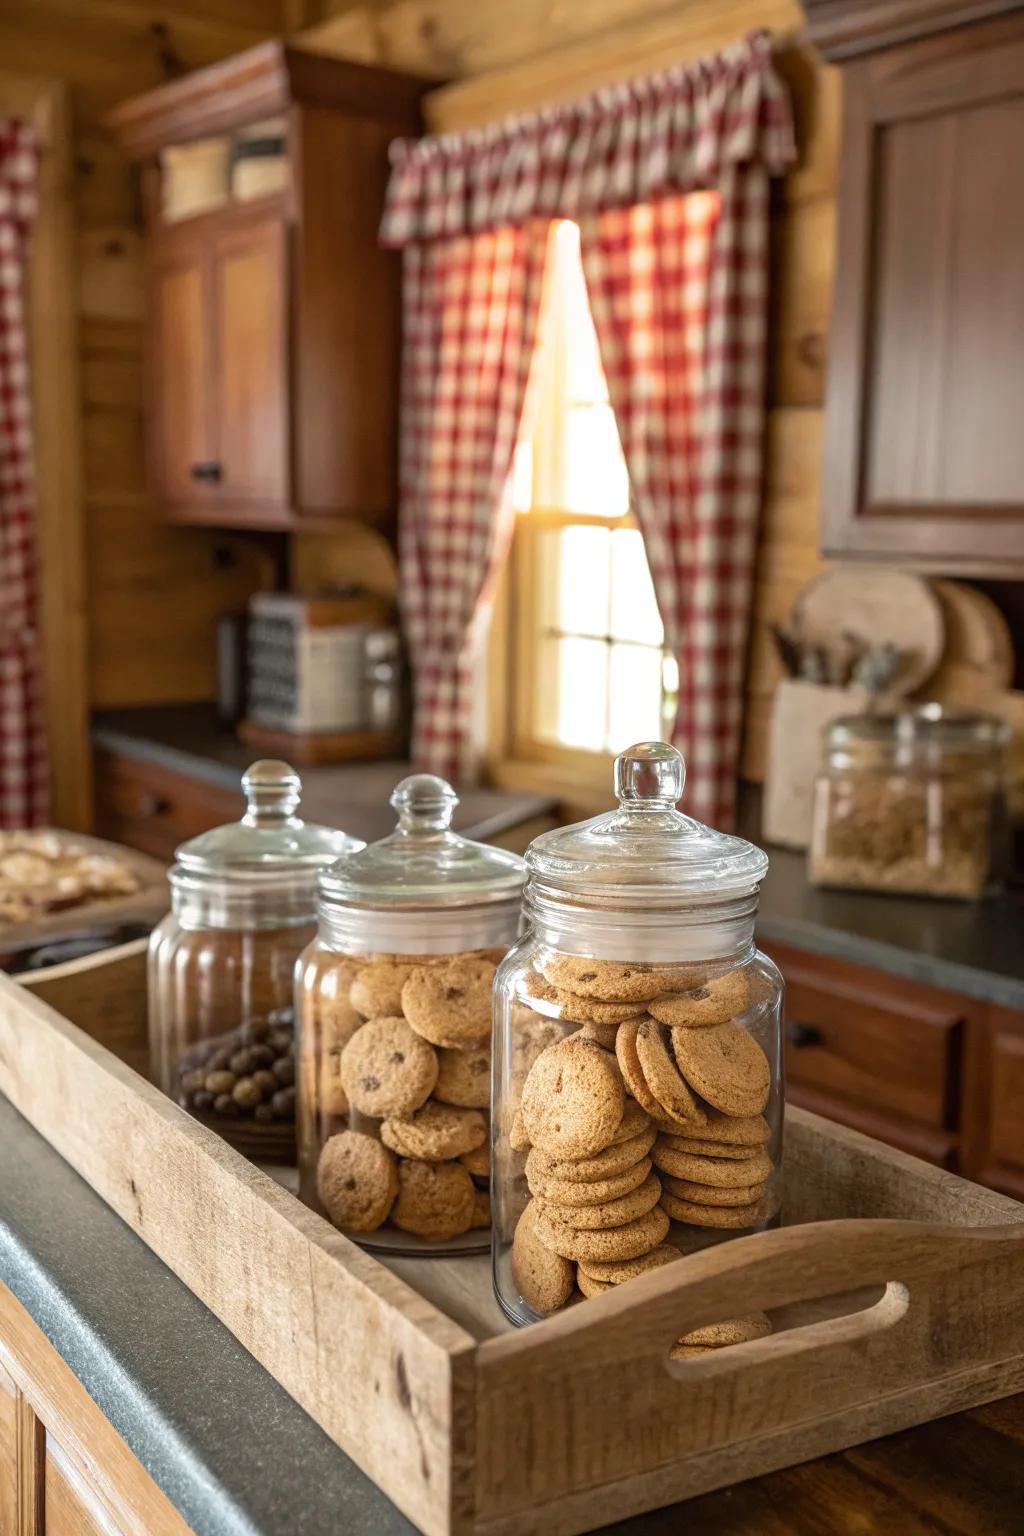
[241,759,302,825]
[390,773,459,833]
[613,741,685,807]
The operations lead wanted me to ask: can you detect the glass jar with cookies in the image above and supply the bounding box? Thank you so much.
[492,742,783,1327]
[295,773,526,1255]
[147,761,362,1160]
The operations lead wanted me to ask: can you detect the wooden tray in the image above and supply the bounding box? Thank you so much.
[4,949,1024,1536]
[0,830,168,957]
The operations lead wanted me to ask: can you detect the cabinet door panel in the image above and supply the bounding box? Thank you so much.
[214,217,288,509]
[46,1444,118,1536]
[0,1363,19,1535]
[151,248,215,507]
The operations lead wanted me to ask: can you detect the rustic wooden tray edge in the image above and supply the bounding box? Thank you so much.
[3,958,1024,1536]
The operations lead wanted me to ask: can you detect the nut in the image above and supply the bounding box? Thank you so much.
[204,1070,237,1095]
[233,1075,263,1108]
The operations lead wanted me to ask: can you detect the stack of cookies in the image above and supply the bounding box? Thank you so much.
[304,948,499,1242]
[507,952,778,1318]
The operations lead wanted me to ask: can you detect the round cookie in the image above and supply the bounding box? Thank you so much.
[662,1174,767,1206]
[615,1018,667,1118]
[670,1022,771,1117]
[662,1113,770,1149]
[391,1159,475,1240]
[660,1192,768,1228]
[652,1143,773,1187]
[512,1201,575,1315]
[536,1173,662,1232]
[532,1203,670,1264]
[679,1313,771,1347]
[611,1099,653,1144]
[527,1155,652,1207]
[524,972,647,1026]
[401,956,496,1047]
[459,1141,490,1180]
[657,1134,764,1160]
[509,1109,531,1152]
[316,1131,398,1233]
[648,970,749,1028]
[573,1020,620,1051]
[668,1343,717,1360]
[578,1243,681,1285]
[541,955,673,1003]
[634,1018,703,1124]
[434,1045,491,1109]
[576,1266,612,1298]
[339,1017,438,1118]
[380,1102,486,1160]
[350,961,414,1019]
[527,1126,656,1185]
[470,1188,491,1229]
[521,1036,624,1159]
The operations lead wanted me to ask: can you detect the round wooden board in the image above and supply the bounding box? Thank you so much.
[923,581,1014,706]
[792,567,945,695]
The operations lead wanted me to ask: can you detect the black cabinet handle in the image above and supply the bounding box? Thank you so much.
[787,1021,824,1049]
[190,461,222,483]
[138,793,171,817]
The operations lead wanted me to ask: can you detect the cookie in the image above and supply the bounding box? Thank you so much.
[573,1020,621,1051]
[668,1343,717,1360]
[652,1143,773,1187]
[657,1134,765,1160]
[521,1036,624,1159]
[314,965,365,1116]
[648,970,750,1028]
[512,1201,575,1315]
[660,1192,768,1228]
[391,1159,475,1240]
[401,956,496,1047]
[679,1313,772,1347]
[509,1109,531,1152]
[350,961,414,1019]
[524,972,647,1026]
[532,1202,670,1264]
[528,1125,656,1185]
[459,1141,490,1179]
[577,1243,681,1284]
[339,1017,438,1118]
[536,1173,662,1231]
[434,1045,491,1109]
[615,1018,666,1117]
[670,1022,771,1117]
[576,1266,612,1298]
[662,1174,768,1206]
[527,1155,652,1207]
[661,1113,770,1149]
[470,1187,491,1229]
[541,955,674,1003]
[380,1102,486,1160]
[634,1018,703,1124]
[611,1099,653,1144]
[316,1131,398,1233]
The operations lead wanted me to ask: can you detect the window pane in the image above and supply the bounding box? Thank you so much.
[609,528,663,644]
[555,525,609,638]
[563,404,630,519]
[536,636,608,751]
[606,643,664,751]
[511,438,533,514]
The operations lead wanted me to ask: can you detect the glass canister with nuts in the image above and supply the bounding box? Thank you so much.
[295,774,526,1254]
[492,743,783,1329]
[147,761,362,1161]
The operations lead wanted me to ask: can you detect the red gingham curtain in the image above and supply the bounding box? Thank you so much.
[0,121,47,828]
[382,32,793,805]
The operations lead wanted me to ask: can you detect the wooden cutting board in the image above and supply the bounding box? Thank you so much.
[921,581,1015,706]
[793,567,945,694]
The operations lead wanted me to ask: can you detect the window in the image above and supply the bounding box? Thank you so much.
[498,222,676,780]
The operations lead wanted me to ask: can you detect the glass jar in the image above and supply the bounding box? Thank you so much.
[147,760,362,1160]
[809,706,1010,900]
[296,773,526,1255]
[492,742,783,1328]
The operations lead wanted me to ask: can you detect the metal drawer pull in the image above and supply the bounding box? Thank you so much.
[787,1021,824,1049]
[138,793,171,817]
[190,461,222,483]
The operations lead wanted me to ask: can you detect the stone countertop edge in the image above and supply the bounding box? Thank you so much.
[0,1095,415,1536]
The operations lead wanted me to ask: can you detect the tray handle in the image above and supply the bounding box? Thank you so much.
[483,1216,1024,1377]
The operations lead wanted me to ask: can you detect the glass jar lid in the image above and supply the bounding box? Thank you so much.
[317,773,526,911]
[826,704,1011,763]
[173,760,362,886]
[526,742,768,907]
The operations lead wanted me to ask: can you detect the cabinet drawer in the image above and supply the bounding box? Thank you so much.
[94,749,238,861]
[962,1007,1024,1199]
[767,943,964,1135]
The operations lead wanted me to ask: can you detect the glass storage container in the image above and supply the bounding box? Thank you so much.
[296,773,526,1255]
[809,706,1010,900]
[147,760,362,1160]
[492,742,783,1328]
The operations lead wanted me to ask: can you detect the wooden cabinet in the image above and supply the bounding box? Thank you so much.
[806,0,1024,573]
[0,1284,189,1536]
[93,748,239,861]
[111,43,426,531]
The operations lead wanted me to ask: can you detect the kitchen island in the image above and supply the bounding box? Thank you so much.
[2,1091,1022,1535]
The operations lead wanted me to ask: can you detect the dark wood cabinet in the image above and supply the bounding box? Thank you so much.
[111,44,425,532]
[94,748,239,861]
[807,1,1024,573]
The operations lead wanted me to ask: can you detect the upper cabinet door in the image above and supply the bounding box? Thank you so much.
[821,12,1024,573]
[151,240,216,509]
[212,214,290,515]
